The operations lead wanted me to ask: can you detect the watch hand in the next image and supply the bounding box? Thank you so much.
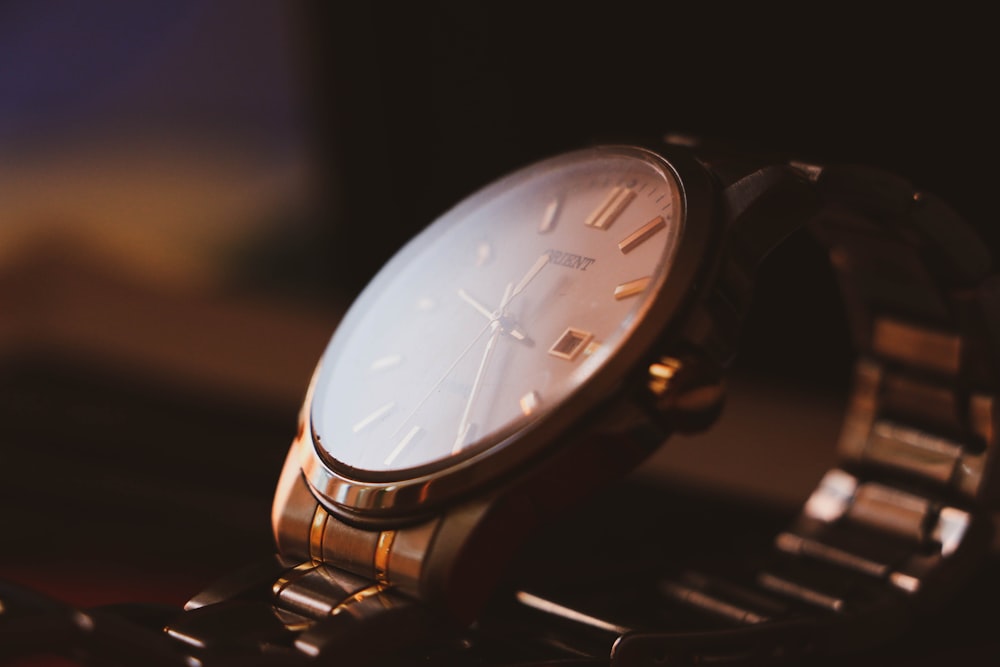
[506,253,550,306]
[392,254,550,441]
[390,317,494,439]
[453,282,513,453]
[458,288,531,343]
[457,288,494,319]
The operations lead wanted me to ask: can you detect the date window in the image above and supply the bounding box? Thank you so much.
[548,328,594,361]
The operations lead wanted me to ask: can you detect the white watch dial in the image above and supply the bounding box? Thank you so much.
[311,146,685,474]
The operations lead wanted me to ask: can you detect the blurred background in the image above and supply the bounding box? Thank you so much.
[0,1,995,663]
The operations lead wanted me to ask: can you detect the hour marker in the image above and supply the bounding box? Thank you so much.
[549,328,594,361]
[476,242,492,266]
[385,426,422,466]
[370,355,402,371]
[353,402,395,433]
[539,197,561,233]
[585,187,636,230]
[618,216,665,254]
[520,390,541,416]
[614,277,651,300]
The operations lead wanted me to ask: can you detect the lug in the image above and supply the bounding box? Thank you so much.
[645,350,726,434]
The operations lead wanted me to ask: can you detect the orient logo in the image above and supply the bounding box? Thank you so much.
[548,249,596,271]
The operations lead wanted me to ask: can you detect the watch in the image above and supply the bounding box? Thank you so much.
[162,137,998,665]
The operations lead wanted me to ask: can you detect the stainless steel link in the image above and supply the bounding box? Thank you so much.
[523,156,998,666]
[838,353,997,501]
[163,555,431,665]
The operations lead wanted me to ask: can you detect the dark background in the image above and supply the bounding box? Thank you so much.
[1,2,995,664]
[294,3,993,386]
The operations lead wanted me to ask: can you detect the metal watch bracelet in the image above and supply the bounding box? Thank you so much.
[1,155,993,667]
[515,159,999,665]
[160,158,997,664]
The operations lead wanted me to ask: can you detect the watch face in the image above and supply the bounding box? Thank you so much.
[311,146,685,478]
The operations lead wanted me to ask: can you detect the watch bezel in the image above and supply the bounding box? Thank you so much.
[297,144,721,520]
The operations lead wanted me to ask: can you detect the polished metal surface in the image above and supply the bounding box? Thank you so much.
[515,591,631,635]
[802,469,857,522]
[660,579,770,625]
[872,317,962,375]
[756,572,845,613]
[846,482,931,541]
[189,143,999,664]
[866,420,964,484]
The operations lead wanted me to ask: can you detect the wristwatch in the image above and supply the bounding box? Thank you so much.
[162,136,997,665]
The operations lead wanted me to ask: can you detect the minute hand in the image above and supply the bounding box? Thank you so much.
[453,282,514,452]
[451,254,550,453]
[392,254,550,441]
[504,253,550,308]
[457,289,531,343]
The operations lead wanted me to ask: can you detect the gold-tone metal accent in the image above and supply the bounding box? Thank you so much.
[585,186,635,230]
[272,607,313,633]
[866,420,963,484]
[539,197,561,233]
[275,564,374,619]
[374,530,396,586]
[329,583,387,617]
[645,354,725,432]
[316,508,381,578]
[647,357,682,396]
[386,519,439,598]
[272,562,320,598]
[548,328,593,361]
[519,390,541,416]
[309,505,329,562]
[618,215,665,254]
[846,482,930,541]
[872,318,962,376]
[614,276,651,300]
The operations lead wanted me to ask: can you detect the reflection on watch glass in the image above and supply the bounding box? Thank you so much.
[311,147,684,474]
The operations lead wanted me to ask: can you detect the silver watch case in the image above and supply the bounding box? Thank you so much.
[274,144,722,527]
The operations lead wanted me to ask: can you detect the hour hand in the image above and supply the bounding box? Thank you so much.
[457,289,532,344]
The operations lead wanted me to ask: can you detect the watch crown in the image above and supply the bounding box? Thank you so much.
[646,353,726,434]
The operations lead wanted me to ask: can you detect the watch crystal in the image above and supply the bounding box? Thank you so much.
[311,147,684,474]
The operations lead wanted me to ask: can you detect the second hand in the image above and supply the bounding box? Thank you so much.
[452,282,514,453]
[389,253,550,442]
